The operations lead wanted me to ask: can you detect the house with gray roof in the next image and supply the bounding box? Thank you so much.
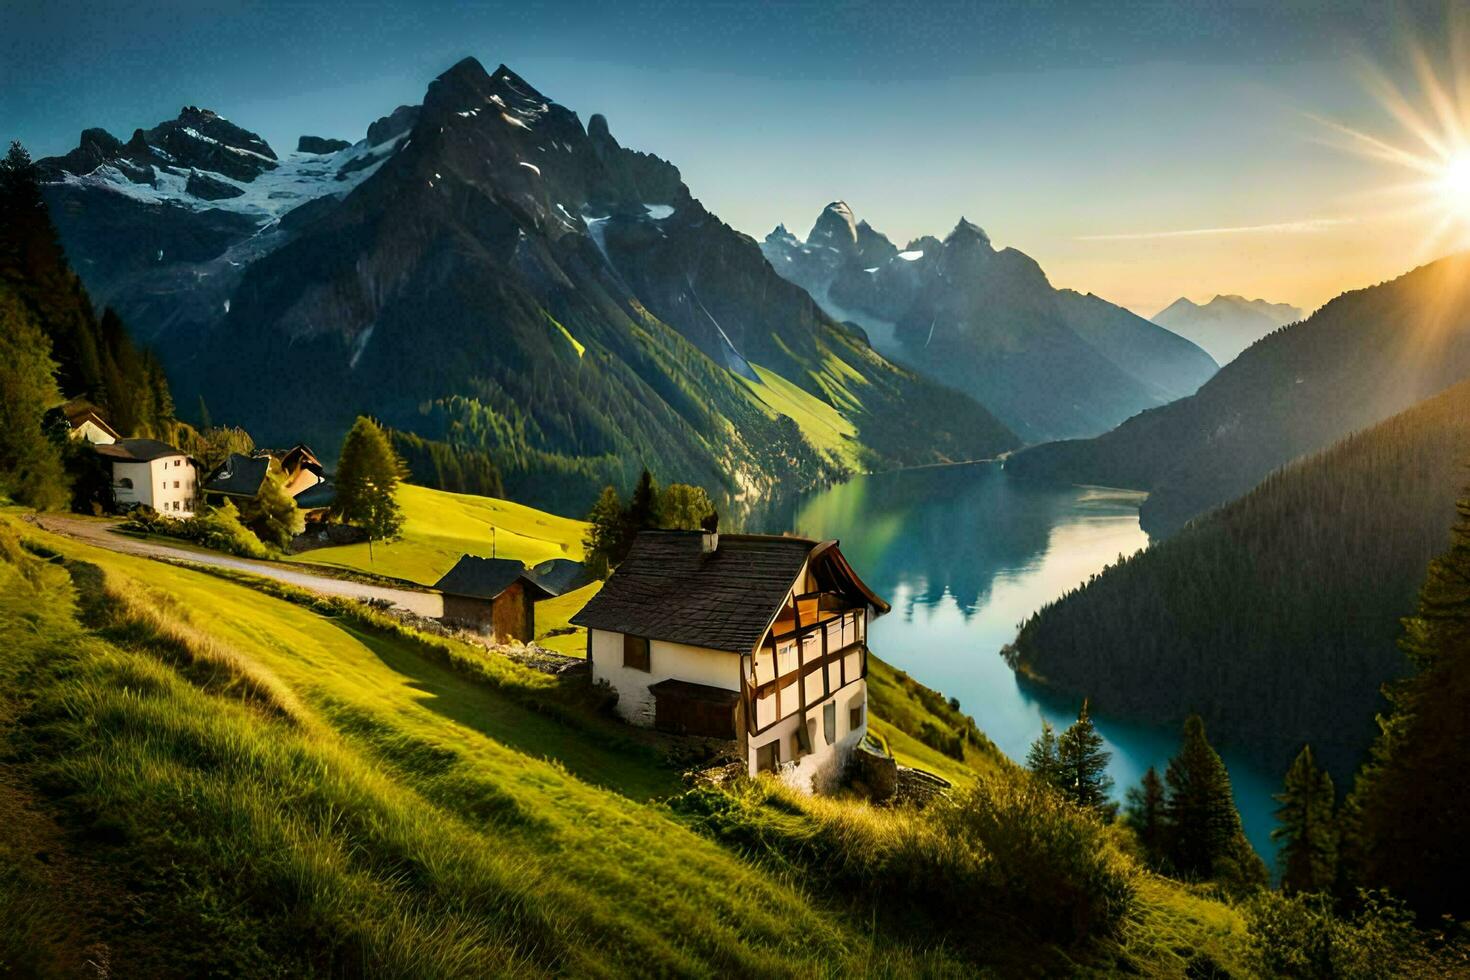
[93,438,199,516]
[571,529,889,793]
[435,555,558,643]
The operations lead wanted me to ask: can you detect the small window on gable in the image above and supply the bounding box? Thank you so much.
[823,702,836,745]
[623,634,650,672]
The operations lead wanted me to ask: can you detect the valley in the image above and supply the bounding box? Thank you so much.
[6,9,1470,973]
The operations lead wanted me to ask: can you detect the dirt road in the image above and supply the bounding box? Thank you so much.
[32,515,445,619]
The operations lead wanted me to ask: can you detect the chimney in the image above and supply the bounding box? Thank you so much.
[700,511,720,553]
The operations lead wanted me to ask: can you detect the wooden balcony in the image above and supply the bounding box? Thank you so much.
[745,607,867,735]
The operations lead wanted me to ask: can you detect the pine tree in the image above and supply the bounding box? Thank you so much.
[1164,714,1264,887]
[1025,720,1063,789]
[240,464,304,551]
[0,288,68,509]
[1345,489,1470,920]
[583,485,627,579]
[625,468,660,540]
[1057,699,1116,815]
[1272,744,1336,895]
[334,416,405,562]
[1125,766,1167,866]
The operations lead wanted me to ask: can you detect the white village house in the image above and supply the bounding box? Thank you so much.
[93,439,199,516]
[571,530,889,793]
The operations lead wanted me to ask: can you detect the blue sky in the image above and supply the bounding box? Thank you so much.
[4,0,1465,314]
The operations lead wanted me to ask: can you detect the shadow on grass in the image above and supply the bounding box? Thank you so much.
[331,620,680,802]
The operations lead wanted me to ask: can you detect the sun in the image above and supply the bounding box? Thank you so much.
[1311,15,1470,256]
[1439,153,1470,217]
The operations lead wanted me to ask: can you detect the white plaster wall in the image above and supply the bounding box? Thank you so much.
[146,456,199,516]
[747,678,868,793]
[589,629,741,727]
[111,460,152,509]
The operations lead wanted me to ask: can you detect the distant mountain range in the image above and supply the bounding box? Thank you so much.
[37,59,1017,513]
[761,202,1219,443]
[1151,294,1302,364]
[1009,253,1470,536]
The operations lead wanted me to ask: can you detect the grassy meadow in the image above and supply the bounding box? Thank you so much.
[0,510,1262,976]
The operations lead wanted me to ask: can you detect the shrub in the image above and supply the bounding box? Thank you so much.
[670,773,1135,947]
[1244,890,1437,979]
[124,502,270,559]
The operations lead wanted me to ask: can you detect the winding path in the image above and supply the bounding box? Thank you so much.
[32,516,445,619]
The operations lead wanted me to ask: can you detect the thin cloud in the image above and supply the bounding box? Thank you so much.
[1077,217,1357,241]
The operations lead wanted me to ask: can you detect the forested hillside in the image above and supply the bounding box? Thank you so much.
[1009,253,1470,536]
[1007,378,1470,781]
[1,143,174,439]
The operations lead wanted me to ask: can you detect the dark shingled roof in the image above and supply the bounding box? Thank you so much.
[202,453,270,497]
[570,532,818,653]
[293,481,336,510]
[92,438,189,463]
[434,555,557,601]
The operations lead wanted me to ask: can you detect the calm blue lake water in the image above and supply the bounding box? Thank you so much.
[750,461,1280,865]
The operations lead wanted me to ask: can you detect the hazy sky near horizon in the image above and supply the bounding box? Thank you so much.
[5,0,1468,316]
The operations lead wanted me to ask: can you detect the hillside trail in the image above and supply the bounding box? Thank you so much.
[29,515,444,619]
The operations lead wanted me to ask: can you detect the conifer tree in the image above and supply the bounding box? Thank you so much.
[1125,766,1167,866]
[624,468,660,540]
[0,288,68,509]
[334,416,405,562]
[1164,714,1264,886]
[1058,700,1116,815]
[1025,720,1063,789]
[583,485,627,579]
[1345,489,1470,920]
[241,464,304,551]
[1272,744,1336,895]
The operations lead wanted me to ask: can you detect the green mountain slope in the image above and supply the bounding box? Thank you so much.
[1006,378,1470,780]
[1010,253,1470,536]
[40,60,1016,515]
[0,514,1256,976]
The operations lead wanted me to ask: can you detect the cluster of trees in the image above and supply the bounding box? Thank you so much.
[388,429,504,499]
[1247,487,1470,925]
[0,141,182,511]
[1025,701,1116,816]
[1008,377,1470,783]
[583,469,716,577]
[1,143,174,438]
[1026,707,1267,893]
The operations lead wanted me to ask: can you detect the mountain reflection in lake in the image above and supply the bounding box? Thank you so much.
[746,461,1280,866]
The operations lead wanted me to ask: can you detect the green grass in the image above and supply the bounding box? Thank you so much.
[287,483,588,586]
[0,512,1265,975]
[3,516,958,975]
[739,362,868,472]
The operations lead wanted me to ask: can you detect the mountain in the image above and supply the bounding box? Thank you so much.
[37,60,1016,514]
[761,202,1218,443]
[1152,294,1302,364]
[1009,253,1470,537]
[1006,376,1470,782]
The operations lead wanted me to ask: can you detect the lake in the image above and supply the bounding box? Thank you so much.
[750,461,1280,865]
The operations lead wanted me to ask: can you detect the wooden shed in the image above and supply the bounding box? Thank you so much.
[434,555,558,643]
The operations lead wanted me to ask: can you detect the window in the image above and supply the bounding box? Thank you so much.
[622,633,650,672]
[173,480,180,488]
[792,718,815,759]
[823,702,836,745]
[161,481,167,490]
[849,703,864,731]
[755,740,780,772]
[117,478,133,490]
